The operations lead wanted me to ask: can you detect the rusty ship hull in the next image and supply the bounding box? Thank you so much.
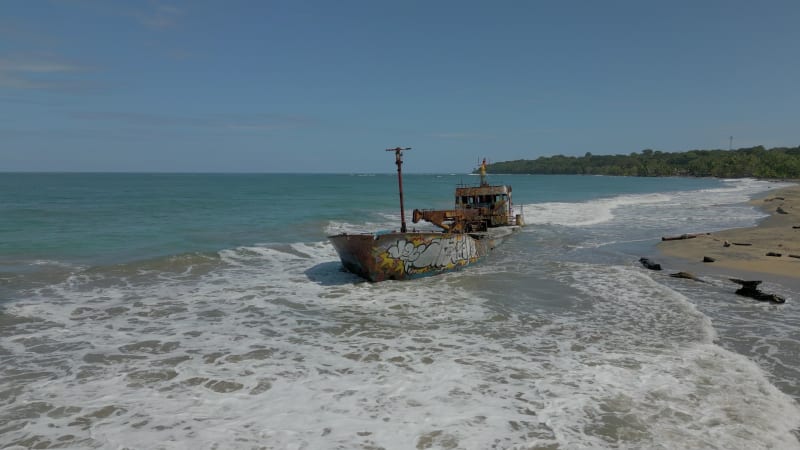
[329,226,519,282]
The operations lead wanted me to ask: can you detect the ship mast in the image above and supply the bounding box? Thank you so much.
[386,146,411,233]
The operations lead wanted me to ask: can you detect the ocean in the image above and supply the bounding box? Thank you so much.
[1,173,798,449]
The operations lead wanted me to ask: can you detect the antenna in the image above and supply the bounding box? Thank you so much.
[386,147,412,232]
[729,136,733,151]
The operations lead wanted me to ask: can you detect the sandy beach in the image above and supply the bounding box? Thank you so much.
[658,182,800,284]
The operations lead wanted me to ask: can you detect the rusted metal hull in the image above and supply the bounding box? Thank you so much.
[329,226,518,282]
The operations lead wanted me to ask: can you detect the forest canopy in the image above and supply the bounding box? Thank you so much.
[483,146,800,178]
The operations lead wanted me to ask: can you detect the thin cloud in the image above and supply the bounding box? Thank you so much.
[130,3,184,29]
[70,111,209,127]
[69,111,316,132]
[0,56,94,92]
[165,48,201,61]
[42,1,184,30]
[0,20,58,47]
[429,132,494,140]
[0,57,85,74]
[221,113,316,131]
[0,96,66,106]
[225,124,285,131]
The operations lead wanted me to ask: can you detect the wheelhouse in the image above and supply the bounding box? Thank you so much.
[454,184,513,228]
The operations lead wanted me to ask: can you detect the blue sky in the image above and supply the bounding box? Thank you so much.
[1,1,798,173]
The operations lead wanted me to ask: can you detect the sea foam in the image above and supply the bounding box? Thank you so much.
[3,240,799,449]
[521,193,672,226]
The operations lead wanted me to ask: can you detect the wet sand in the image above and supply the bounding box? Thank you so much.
[658,183,800,287]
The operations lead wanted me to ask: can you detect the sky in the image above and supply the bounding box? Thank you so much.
[1,1,799,173]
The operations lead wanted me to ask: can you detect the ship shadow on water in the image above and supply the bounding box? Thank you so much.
[304,261,364,286]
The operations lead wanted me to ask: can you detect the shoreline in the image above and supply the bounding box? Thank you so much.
[657,182,800,289]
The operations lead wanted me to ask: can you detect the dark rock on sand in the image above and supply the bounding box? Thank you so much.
[729,278,786,304]
[639,257,662,271]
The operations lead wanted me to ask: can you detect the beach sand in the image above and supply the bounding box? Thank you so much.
[658,183,800,287]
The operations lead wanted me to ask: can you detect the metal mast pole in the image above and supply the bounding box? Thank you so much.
[386,147,411,233]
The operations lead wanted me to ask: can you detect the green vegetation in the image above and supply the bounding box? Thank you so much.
[485,146,800,178]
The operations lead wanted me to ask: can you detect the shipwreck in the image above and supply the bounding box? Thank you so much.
[328,147,523,281]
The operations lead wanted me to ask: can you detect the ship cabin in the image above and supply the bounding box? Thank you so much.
[455,184,513,229]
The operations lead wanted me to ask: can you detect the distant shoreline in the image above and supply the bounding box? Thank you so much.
[484,146,800,179]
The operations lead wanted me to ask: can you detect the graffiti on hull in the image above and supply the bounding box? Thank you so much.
[376,235,480,276]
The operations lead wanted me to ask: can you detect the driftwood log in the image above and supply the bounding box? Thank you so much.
[730,278,786,304]
[661,233,707,241]
[669,271,705,282]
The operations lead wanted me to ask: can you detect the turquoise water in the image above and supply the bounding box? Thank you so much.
[0,173,725,267]
[1,172,799,449]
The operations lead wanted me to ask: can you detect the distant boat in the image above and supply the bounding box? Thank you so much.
[329,149,523,281]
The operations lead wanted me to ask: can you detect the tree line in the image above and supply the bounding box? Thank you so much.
[484,146,800,178]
